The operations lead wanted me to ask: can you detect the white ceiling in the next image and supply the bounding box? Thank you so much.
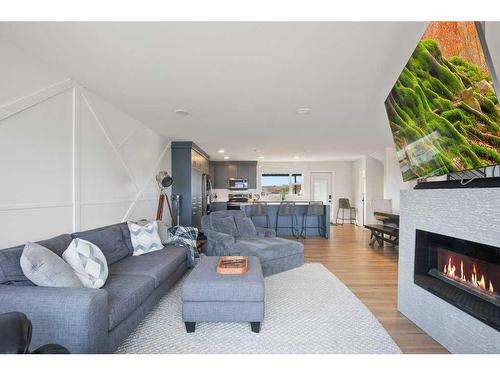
[2,22,498,162]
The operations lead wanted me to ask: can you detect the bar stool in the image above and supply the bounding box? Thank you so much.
[301,201,325,238]
[249,202,269,228]
[275,202,299,238]
[336,198,356,225]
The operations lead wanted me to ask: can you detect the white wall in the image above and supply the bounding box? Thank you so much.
[383,148,413,212]
[350,158,365,225]
[364,155,384,225]
[257,161,352,215]
[0,39,172,248]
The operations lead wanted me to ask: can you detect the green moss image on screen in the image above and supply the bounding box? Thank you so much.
[385,39,500,181]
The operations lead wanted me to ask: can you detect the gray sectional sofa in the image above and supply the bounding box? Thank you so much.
[201,210,304,276]
[0,222,188,354]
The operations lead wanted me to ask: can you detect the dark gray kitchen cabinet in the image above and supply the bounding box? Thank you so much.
[213,163,228,189]
[247,163,257,189]
[227,164,237,180]
[210,161,257,189]
[210,201,227,211]
[236,164,249,180]
[171,142,210,228]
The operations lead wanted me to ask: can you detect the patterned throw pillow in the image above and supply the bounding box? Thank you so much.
[62,238,108,288]
[134,220,170,245]
[128,221,163,256]
[166,225,198,268]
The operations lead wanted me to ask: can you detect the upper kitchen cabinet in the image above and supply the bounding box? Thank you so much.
[191,148,209,174]
[210,161,257,189]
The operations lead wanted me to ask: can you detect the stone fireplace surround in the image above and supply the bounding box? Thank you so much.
[398,188,500,353]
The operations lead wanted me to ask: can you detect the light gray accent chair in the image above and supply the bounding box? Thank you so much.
[0,222,188,354]
[201,210,304,277]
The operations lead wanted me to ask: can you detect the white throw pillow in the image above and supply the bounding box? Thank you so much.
[128,221,163,256]
[134,220,170,245]
[62,238,108,289]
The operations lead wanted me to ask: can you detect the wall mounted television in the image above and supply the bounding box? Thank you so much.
[385,22,500,183]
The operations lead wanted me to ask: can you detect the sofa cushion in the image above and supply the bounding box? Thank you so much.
[109,245,187,288]
[20,242,83,287]
[234,216,258,238]
[232,237,304,262]
[63,238,109,289]
[72,225,130,265]
[37,234,73,257]
[0,234,73,286]
[0,245,34,285]
[103,274,155,330]
[212,216,238,237]
[72,223,134,257]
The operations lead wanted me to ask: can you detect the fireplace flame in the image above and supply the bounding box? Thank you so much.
[442,257,495,294]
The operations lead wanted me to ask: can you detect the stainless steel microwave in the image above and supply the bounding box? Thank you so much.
[228,178,248,190]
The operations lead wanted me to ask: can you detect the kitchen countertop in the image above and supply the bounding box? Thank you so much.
[242,201,330,206]
[212,200,329,206]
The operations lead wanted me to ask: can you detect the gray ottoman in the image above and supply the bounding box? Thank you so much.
[182,256,265,333]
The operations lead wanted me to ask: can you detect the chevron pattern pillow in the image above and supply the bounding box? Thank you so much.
[62,238,108,288]
[128,221,163,256]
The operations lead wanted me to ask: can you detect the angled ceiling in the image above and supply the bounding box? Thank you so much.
[4,22,498,161]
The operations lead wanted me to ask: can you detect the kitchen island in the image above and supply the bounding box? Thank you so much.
[241,202,330,238]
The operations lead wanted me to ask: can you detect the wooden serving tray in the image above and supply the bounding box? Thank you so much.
[216,256,248,274]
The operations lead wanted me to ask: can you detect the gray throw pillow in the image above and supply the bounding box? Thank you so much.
[212,216,239,237]
[235,217,258,238]
[20,242,83,287]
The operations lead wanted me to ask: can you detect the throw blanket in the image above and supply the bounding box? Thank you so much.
[167,226,198,268]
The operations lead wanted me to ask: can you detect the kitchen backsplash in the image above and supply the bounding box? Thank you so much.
[211,188,257,202]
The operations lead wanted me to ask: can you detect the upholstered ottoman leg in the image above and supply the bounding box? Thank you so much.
[250,322,261,333]
[185,322,196,333]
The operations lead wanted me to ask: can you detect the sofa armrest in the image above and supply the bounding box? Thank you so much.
[256,226,276,238]
[0,285,108,353]
[203,229,235,255]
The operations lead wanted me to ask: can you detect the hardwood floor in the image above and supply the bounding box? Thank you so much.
[300,224,448,354]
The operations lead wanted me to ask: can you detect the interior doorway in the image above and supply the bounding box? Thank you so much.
[310,172,334,224]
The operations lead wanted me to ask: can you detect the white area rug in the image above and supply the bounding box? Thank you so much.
[117,263,401,354]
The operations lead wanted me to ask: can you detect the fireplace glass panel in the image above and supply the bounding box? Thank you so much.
[414,230,500,331]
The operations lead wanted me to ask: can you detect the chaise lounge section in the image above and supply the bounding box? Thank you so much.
[201,210,304,276]
[0,222,188,354]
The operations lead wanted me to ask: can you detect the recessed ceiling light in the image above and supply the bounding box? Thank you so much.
[296,108,311,115]
[174,109,189,116]
[223,156,230,160]
[259,156,265,159]
[217,149,225,153]
[293,156,300,159]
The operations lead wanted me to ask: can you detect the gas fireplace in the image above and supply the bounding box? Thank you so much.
[414,230,500,331]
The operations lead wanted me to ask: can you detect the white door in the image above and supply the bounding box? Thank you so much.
[359,168,365,226]
[310,172,333,223]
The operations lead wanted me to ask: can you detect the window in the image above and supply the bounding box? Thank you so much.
[291,173,303,195]
[261,173,303,196]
